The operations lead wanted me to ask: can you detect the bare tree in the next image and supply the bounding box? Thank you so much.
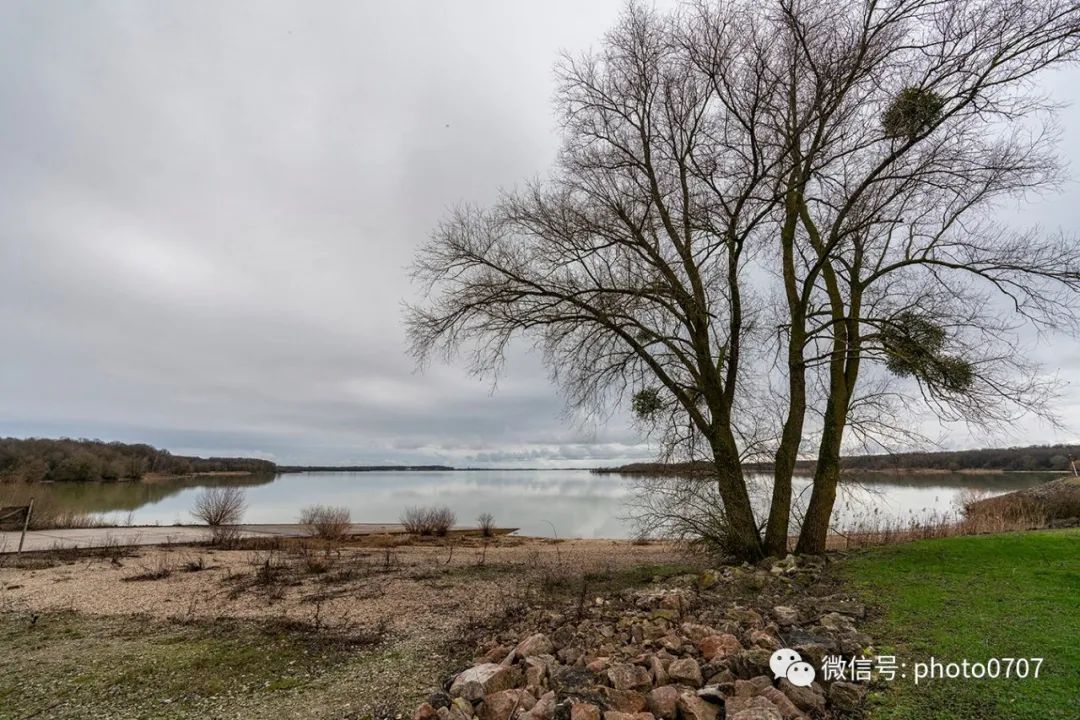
[408,0,1080,560]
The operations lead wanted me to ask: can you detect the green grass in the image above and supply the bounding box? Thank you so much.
[839,529,1080,720]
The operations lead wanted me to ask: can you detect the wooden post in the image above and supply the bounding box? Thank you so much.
[17,499,33,556]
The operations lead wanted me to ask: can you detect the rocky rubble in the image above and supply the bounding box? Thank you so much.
[418,555,871,720]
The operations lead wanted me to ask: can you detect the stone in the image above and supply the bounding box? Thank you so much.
[758,687,805,720]
[696,569,720,590]
[772,606,799,626]
[570,703,601,720]
[586,657,612,674]
[515,634,555,659]
[528,655,557,672]
[818,612,855,633]
[837,631,873,656]
[641,621,666,640]
[789,643,828,670]
[558,647,585,665]
[437,707,451,720]
[659,593,687,612]
[770,554,798,575]
[607,663,652,691]
[527,692,558,720]
[777,680,825,715]
[818,599,866,618]
[730,649,773,679]
[725,696,782,720]
[550,666,594,694]
[525,658,550,688]
[696,634,742,660]
[415,703,438,720]
[667,658,703,687]
[648,655,668,686]
[675,692,719,720]
[646,686,680,720]
[748,630,781,652]
[602,713,655,720]
[552,625,575,649]
[828,682,866,712]
[695,686,726,705]
[449,697,476,720]
[479,690,537,720]
[732,676,773,698]
[658,633,684,653]
[680,623,718,643]
[482,646,512,664]
[429,692,453,710]
[596,688,648,713]
[732,679,763,698]
[451,664,522,702]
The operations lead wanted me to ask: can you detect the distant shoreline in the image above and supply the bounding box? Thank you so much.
[593,443,1080,476]
[277,465,455,473]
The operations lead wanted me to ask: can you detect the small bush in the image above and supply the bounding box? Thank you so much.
[478,512,495,538]
[400,506,428,534]
[299,504,352,541]
[400,505,456,536]
[428,506,455,536]
[191,486,246,526]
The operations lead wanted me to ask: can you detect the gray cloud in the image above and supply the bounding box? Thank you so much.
[1,2,1079,466]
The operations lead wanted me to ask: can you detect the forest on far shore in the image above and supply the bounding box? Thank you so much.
[598,443,1080,476]
[0,437,277,483]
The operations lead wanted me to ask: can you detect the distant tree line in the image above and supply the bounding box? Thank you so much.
[598,443,1079,476]
[838,444,1077,473]
[0,437,277,483]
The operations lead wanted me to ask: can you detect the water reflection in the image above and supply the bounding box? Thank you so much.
[16,469,1056,538]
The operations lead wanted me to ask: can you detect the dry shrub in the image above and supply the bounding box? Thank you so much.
[477,512,495,538]
[209,524,243,546]
[835,496,1050,550]
[625,474,750,558]
[299,504,352,541]
[400,505,456,536]
[400,506,427,534]
[191,486,246,526]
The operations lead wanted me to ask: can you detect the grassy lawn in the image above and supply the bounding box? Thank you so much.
[840,529,1080,720]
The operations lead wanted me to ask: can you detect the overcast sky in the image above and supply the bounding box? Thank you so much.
[2,2,1080,467]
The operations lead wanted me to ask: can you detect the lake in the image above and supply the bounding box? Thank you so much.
[24,469,1059,538]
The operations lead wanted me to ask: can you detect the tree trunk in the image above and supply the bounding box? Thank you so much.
[718,471,766,560]
[765,426,798,556]
[765,344,806,556]
[711,436,765,561]
[796,401,845,554]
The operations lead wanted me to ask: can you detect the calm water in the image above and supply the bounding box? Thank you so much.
[27,469,1056,538]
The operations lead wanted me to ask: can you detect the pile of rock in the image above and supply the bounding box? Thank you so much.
[415,556,871,720]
